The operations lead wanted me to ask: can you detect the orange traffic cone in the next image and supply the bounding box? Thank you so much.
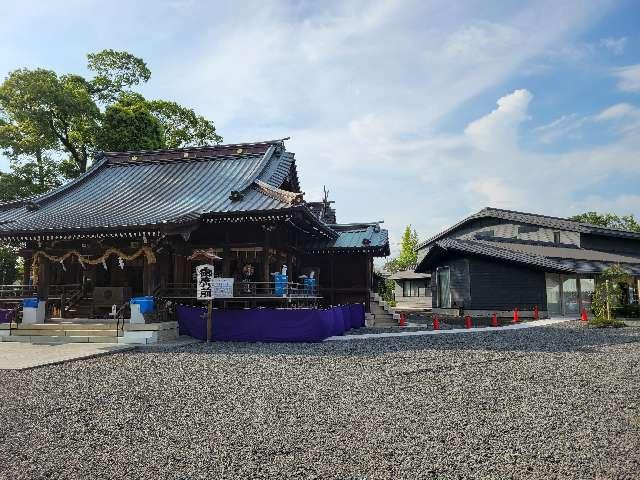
[581,309,588,323]
[512,307,519,324]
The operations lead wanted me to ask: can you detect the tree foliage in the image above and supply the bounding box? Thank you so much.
[98,94,164,152]
[384,225,419,273]
[591,264,632,322]
[0,49,222,202]
[570,212,640,232]
[0,244,18,285]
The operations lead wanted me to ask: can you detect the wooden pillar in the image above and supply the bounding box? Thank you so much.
[329,255,335,306]
[38,257,50,299]
[22,253,32,285]
[143,260,157,296]
[263,230,271,283]
[222,246,231,277]
[365,255,372,313]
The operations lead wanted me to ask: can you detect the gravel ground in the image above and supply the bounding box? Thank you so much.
[1,321,639,480]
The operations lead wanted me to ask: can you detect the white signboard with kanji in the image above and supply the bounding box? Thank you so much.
[212,278,234,298]
[196,264,215,300]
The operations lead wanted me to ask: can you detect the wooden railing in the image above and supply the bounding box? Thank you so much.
[155,281,319,299]
[0,284,36,299]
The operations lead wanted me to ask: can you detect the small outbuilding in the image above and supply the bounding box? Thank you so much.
[387,270,431,311]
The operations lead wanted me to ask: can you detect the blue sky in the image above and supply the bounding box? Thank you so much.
[1,0,639,253]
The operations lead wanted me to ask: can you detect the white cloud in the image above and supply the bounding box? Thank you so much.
[612,64,640,93]
[0,0,629,245]
[599,37,627,55]
[532,114,585,144]
[465,89,532,152]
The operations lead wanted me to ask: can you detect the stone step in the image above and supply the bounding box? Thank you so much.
[11,329,121,337]
[1,335,120,344]
[15,323,117,330]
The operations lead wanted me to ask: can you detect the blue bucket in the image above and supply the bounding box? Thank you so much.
[23,297,39,309]
[130,296,155,314]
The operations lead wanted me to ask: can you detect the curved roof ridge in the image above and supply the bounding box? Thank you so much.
[254,180,304,205]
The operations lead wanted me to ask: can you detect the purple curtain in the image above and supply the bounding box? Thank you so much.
[349,304,365,328]
[176,305,364,343]
[0,309,14,323]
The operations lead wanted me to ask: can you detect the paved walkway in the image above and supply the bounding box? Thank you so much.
[0,343,134,370]
[325,317,574,341]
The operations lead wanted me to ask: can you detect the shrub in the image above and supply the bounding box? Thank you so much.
[588,317,626,328]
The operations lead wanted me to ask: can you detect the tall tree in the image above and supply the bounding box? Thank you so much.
[570,212,640,232]
[0,49,221,193]
[98,93,164,152]
[148,100,222,148]
[384,225,420,273]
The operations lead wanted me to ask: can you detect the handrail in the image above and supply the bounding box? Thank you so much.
[113,300,129,333]
[0,284,37,299]
[156,281,319,299]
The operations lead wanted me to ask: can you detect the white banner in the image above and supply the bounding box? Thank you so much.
[196,264,215,300]
[212,278,234,298]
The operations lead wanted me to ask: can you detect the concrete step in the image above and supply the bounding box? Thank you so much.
[1,335,120,344]
[15,323,117,331]
[11,329,121,338]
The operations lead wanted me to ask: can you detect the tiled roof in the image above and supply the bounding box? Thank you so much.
[304,223,390,256]
[388,270,430,280]
[0,140,308,237]
[417,238,573,272]
[554,259,640,275]
[419,207,640,249]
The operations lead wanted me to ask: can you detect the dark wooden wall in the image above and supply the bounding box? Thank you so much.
[467,257,546,310]
[430,254,547,310]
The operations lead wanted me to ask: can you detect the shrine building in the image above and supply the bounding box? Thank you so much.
[0,139,389,341]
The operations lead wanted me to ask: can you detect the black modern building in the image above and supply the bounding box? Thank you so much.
[416,208,640,317]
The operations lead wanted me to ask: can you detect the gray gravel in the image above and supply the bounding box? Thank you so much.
[1,321,639,479]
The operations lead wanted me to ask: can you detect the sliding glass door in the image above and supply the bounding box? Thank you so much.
[546,274,596,316]
[437,267,451,308]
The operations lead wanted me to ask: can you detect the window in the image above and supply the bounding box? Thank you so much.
[553,231,561,244]
[518,225,538,234]
[437,267,451,308]
[475,229,494,239]
[403,280,428,297]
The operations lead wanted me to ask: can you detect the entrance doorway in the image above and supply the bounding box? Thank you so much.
[545,274,595,317]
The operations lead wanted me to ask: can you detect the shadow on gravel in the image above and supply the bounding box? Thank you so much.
[136,323,640,358]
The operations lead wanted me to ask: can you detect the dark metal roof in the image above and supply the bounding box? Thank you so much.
[553,259,640,275]
[0,140,309,238]
[388,270,430,280]
[417,237,640,275]
[304,223,390,256]
[418,207,640,249]
[416,238,573,272]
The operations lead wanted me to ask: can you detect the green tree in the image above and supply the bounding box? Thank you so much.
[98,94,164,151]
[148,100,222,148]
[590,264,632,325]
[384,225,419,273]
[0,49,222,196]
[0,244,18,285]
[570,212,640,232]
[87,49,151,104]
